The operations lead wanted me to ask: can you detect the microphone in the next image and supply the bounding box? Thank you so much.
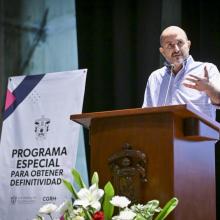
[163,64,174,106]
[170,64,175,71]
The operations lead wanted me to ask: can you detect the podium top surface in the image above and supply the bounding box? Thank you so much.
[70,104,220,131]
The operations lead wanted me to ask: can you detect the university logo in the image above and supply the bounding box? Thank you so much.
[34,115,51,140]
[11,196,17,205]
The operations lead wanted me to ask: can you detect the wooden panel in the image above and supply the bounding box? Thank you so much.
[174,139,216,219]
[71,104,220,133]
[90,113,175,205]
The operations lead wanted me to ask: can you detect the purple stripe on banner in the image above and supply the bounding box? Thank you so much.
[3,74,45,121]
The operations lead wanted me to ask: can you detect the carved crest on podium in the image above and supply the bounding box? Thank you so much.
[108,143,147,203]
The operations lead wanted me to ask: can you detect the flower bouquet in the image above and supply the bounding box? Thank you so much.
[34,168,178,220]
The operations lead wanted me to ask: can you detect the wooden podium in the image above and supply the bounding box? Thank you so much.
[71,104,220,220]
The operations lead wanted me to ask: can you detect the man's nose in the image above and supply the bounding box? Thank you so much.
[173,44,180,52]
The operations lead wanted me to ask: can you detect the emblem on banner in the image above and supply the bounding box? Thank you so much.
[11,196,17,205]
[34,115,51,140]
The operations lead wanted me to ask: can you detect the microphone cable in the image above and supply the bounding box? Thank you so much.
[163,64,174,106]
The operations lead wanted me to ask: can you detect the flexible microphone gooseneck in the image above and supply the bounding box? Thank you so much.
[163,64,174,106]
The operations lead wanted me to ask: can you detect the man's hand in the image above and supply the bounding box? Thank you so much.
[183,65,220,105]
[183,66,210,91]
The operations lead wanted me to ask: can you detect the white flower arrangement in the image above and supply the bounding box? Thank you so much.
[110,196,131,208]
[34,168,178,220]
[39,204,58,215]
[74,184,104,210]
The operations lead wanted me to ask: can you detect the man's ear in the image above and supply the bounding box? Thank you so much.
[159,47,164,56]
[188,40,191,49]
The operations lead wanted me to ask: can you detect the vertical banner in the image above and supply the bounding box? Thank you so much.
[0,69,87,220]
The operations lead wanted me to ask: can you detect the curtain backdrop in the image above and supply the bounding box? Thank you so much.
[75,0,163,112]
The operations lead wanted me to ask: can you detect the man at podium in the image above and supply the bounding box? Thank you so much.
[142,26,220,120]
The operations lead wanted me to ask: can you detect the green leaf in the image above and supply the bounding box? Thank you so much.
[36,215,44,220]
[135,214,147,220]
[146,200,160,214]
[71,168,87,189]
[91,171,99,186]
[62,178,78,199]
[103,181,115,220]
[83,207,92,220]
[154,197,178,220]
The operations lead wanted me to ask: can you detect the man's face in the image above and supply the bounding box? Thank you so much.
[159,31,191,66]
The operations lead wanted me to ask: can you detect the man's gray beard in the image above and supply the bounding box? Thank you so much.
[173,57,185,65]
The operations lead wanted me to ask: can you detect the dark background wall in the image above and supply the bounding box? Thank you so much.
[76,0,163,112]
